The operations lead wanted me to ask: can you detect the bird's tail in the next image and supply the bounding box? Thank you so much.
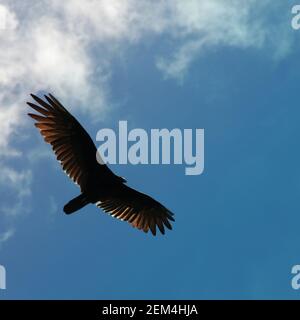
[64,194,90,214]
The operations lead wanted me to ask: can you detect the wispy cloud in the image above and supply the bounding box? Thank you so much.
[0,228,15,247]
[0,165,32,217]
[156,0,292,80]
[0,164,31,248]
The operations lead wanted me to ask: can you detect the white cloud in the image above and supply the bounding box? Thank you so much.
[0,228,15,246]
[156,39,207,81]
[156,0,290,79]
[0,165,32,217]
[49,0,172,42]
[0,165,31,248]
[0,4,18,31]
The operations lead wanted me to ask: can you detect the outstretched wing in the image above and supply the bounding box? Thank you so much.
[27,93,116,189]
[97,184,175,236]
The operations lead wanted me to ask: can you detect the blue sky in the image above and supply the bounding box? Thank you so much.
[1,1,300,299]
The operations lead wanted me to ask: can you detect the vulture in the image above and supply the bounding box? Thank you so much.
[27,93,174,236]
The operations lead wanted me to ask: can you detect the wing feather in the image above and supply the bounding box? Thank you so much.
[97,184,174,235]
[27,93,117,189]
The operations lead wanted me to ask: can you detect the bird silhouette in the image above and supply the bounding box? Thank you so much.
[27,93,174,235]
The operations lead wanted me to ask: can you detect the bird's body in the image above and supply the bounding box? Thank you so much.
[27,93,174,235]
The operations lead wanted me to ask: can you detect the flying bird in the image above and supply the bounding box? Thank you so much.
[27,93,174,235]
